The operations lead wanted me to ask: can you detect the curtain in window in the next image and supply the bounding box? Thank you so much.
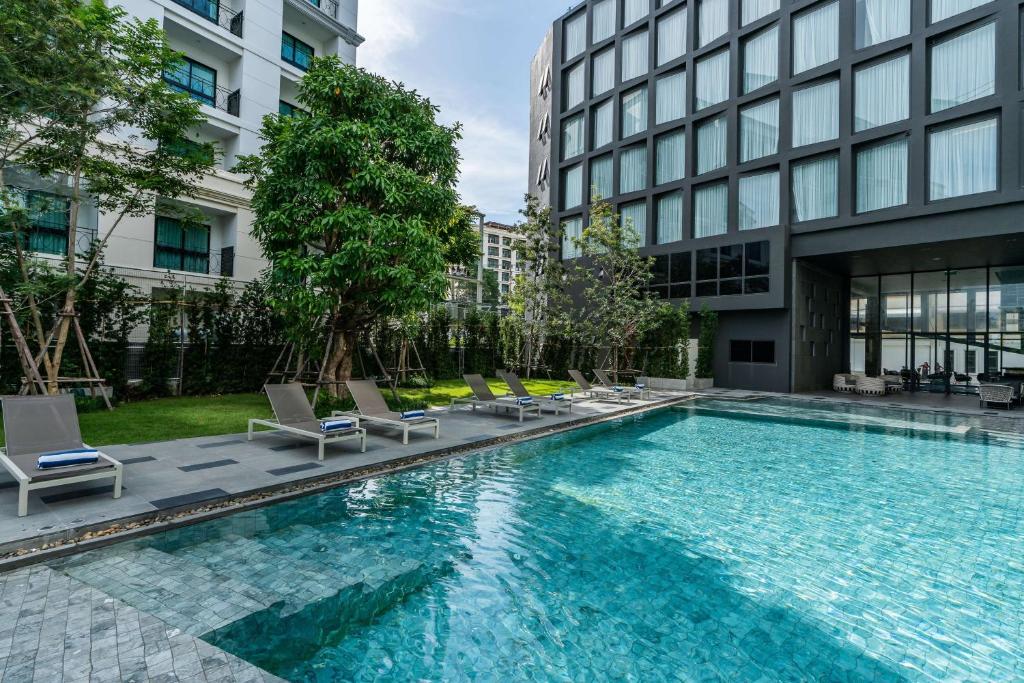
[658,9,687,65]
[656,131,686,185]
[593,0,617,42]
[592,49,616,96]
[740,98,779,162]
[563,165,583,209]
[564,64,585,110]
[621,86,648,137]
[622,31,650,81]
[154,217,183,270]
[695,50,729,110]
[656,71,686,124]
[562,217,583,258]
[929,117,997,200]
[183,224,210,274]
[24,191,69,255]
[930,23,995,113]
[854,55,909,131]
[591,155,614,200]
[657,193,684,243]
[620,146,648,193]
[792,2,838,74]
[742,0,779,25]
[624,0,649,26]
[693,183,728,237]
[792,79,839,146]
[564,12,587,61]
[857,137,908,212]
[593,99,614,148]
[562,114,585,160]
[739,171,780,229]
[743,25,778,93]
[696,115,727,175]
[855,0,910,48]
[931,0,992,23]
[792,155,838,221]
[620,201,647,245]
[698,0,729,47]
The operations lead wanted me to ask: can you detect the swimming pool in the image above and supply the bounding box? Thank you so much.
[53,400,1024,681]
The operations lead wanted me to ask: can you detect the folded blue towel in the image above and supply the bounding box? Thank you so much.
[549,393,565,401]
[515,397,533,406]
[320,419,353,433]
[634,383,646,390]
[612,386,625,392]
[401,409,425,420]
[37,448,100,470]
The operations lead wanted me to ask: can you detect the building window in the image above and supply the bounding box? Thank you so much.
[854,53,910,132]
[594,0,617,42]
[621,85,649,138]
[730,340,776,362]
[856,136,909,212]
[503,236,512,246]
[163,57,216,107]
[561,114,585,160]
[5,190,70,255]
[792,154,839,221]
[856,0,910,48]
[562,165,583,209]
[930,23,996,113]
[488,234,499,244]
[620,145,648,194]
[502,259,512,270]
[488,246,499,256]
[655,70,686,124]
[928,117,998,200]
[278,100,306,117]
[739,98,779,163]
[693,181,728,237]
[742,0,779,25]
[592,48,616,96]
[281,33,314,71]
[155,216,210,274]
[620,201,648,245]
[743,25,779,94]
[622,30,650,82]
[695,49,730,110]
[593,99,614,148]
[792,1,839,75]
[564,11,587,61]
[650,251,692,298]
[487,257,499,268]
[738,170,780,229]
[696,115,727,175]
[931,0,992,24]
[656,130,686,184]
[658,8,687,65]
[792,79,839,147]
[625,0,649,26]
[563,63,585,110]
[656,192,684,243]
[744,241,770,292]
[698,0,729,47]
[695,247,718,295]
[502,248,512,258]
[562,216,583,258]
[590,154,614,199]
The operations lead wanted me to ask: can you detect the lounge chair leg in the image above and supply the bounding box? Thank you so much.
[113,467,123,500]
[17,484,28,517]
[433,423,439,439]
[403,427,409,445]
[318,440,325,461]
[361,432,367,453]
[247,420,254,441]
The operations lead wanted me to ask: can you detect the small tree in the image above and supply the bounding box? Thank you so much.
[695,304,718,379]
[570,200,661,379]
[236,58,475,395]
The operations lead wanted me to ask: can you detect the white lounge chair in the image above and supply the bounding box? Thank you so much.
[568,369,629,403]
[497,370,573,415]
[0,394,123,517]
[979,383,1014,410]
[338,380,440,445]
[249,383,366,459]
[593,368,650,399]
[855,376,887,397]
[833,374,857,392]
[452,374,542,422]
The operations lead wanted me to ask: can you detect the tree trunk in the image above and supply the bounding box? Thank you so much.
[323,328,357,398]
[47,163,82,394]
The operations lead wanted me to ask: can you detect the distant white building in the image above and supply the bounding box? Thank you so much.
[481,221,526,298]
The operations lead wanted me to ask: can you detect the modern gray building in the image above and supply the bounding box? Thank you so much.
[530,0,1024,392]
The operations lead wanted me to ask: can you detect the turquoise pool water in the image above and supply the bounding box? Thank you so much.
[55,401,1024,681]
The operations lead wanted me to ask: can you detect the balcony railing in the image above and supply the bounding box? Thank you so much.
[170,0,244,37]
[165,76,241,117]
[304,0,338,20]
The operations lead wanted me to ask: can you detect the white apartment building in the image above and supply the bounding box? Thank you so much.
[10,0,361,292]
[481,221,525,297]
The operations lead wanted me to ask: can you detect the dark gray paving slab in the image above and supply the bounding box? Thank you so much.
[267,463,323,476]
[178,459,239,473]
[150,489,230,511]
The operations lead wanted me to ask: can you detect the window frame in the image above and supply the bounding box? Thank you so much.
[154,215,211,274]
[281,32,315,72]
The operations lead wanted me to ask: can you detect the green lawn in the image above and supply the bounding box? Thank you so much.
[0,377,577,447]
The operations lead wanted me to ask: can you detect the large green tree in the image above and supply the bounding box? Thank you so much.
[237,57,476,394]
[0,0,213,392]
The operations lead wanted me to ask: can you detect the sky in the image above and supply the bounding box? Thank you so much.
[357,0,556,225]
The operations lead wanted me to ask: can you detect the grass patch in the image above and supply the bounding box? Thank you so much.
[0,377,577,447]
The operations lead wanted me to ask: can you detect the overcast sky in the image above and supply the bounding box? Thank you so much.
[357,0,555,225]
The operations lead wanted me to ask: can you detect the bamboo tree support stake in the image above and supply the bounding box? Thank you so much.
[72,314,113,410]
[0,287,47,395]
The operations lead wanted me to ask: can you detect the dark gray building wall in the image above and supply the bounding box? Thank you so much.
[529,28,554,206]
[714,309,792,391]
[791,261,847,391]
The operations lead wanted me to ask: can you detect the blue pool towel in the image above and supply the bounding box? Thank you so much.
[612,386,625,392]
[515,397,534,406]
[634,383,646,391]
[37,448,100,470]
[320,419,353,433]
[401,409,425,420]
[549,392,566,401]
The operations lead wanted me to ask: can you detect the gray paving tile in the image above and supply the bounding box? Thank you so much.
[266,463,323,476]
[178,460,239,473]
[149,489,229,511]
